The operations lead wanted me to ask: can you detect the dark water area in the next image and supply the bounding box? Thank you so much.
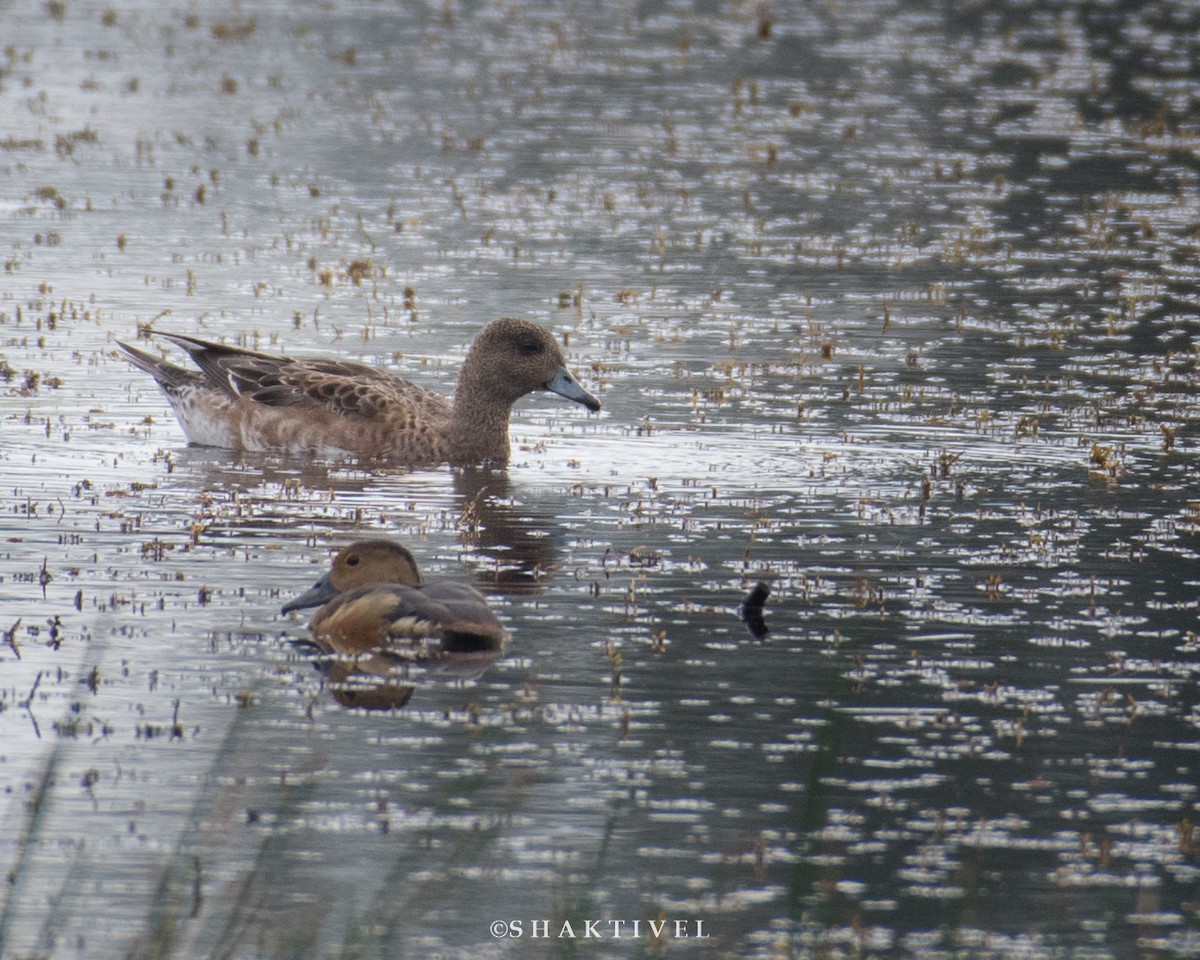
[1,1,1199,957]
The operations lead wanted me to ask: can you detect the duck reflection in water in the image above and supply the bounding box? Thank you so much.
[282,539,507,710]
[166,449,570,597]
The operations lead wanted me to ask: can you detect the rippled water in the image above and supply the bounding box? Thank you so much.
[2,1,1199,958]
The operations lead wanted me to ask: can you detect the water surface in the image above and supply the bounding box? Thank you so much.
[2,1,1199,958]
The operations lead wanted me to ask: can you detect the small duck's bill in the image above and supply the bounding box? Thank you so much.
[547,366,601,412]
[282,572,339,613]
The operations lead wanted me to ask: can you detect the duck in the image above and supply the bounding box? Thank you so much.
[117,317,600,466]
[281,539,509,662]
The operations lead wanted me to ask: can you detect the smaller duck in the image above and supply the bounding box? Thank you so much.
[281,539,508,662]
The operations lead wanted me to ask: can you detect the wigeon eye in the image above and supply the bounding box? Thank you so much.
[517,339,542,356]
[346,555,360,566]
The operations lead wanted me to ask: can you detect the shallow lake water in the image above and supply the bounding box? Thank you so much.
[2,1,1199,958]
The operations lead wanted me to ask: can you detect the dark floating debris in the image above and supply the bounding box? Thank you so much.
[739,581,771,639]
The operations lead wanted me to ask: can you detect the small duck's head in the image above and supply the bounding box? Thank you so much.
[465,317,601,412]
[282,540,422,613]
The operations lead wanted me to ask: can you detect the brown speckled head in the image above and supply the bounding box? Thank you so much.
[444,317,600,465]
[456,317,601,412]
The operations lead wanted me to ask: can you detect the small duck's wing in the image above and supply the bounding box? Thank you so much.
[154,333,448,422]
[312,582,507,657]
[419,581,509,653]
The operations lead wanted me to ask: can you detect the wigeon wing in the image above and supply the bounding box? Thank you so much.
[155,334,445,421]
